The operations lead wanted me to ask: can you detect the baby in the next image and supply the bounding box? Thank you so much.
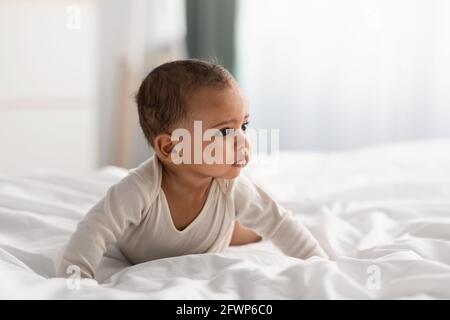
[57,59,328,279]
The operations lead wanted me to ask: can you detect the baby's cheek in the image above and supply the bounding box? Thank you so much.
[199,139,228,164]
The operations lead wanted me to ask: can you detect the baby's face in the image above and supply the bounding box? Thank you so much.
[172,83,250,179]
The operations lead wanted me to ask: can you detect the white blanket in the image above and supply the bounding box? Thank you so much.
[1,139,449,299]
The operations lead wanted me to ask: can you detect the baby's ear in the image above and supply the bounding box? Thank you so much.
[153,133,174,162]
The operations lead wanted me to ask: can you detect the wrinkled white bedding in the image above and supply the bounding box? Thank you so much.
[1,139,449,299]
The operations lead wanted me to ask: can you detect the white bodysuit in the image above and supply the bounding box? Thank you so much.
[58,155,327,278]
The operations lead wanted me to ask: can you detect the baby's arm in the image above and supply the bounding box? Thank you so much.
[232,176,328,260]
[57,175,147,279]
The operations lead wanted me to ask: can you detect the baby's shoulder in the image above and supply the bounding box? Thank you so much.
[128,156,159,187]
[109,156,161,204]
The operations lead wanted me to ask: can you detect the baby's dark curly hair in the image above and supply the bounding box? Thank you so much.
[135,59,234,148]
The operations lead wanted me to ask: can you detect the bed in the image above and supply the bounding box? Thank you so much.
[1,139,450,299]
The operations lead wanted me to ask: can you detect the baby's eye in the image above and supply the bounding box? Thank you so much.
[219,128,233,137]
[241,121,249,132]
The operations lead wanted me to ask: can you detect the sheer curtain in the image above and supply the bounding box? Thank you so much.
[236,0,450,150]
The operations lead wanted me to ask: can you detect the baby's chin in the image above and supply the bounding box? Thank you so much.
[193,165,241,180]
[219,161,249,179]
[191,160,249,180]
[220,166,243,179]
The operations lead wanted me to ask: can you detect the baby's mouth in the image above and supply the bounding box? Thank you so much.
[232,153,249,167]
[232,160,246,167]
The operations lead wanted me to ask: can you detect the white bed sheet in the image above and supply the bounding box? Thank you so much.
[1,139,449,299]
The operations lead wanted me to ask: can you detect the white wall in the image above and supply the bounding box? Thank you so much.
[0,0,99,174]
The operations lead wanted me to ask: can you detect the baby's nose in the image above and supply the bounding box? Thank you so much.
[234,129,247,150]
